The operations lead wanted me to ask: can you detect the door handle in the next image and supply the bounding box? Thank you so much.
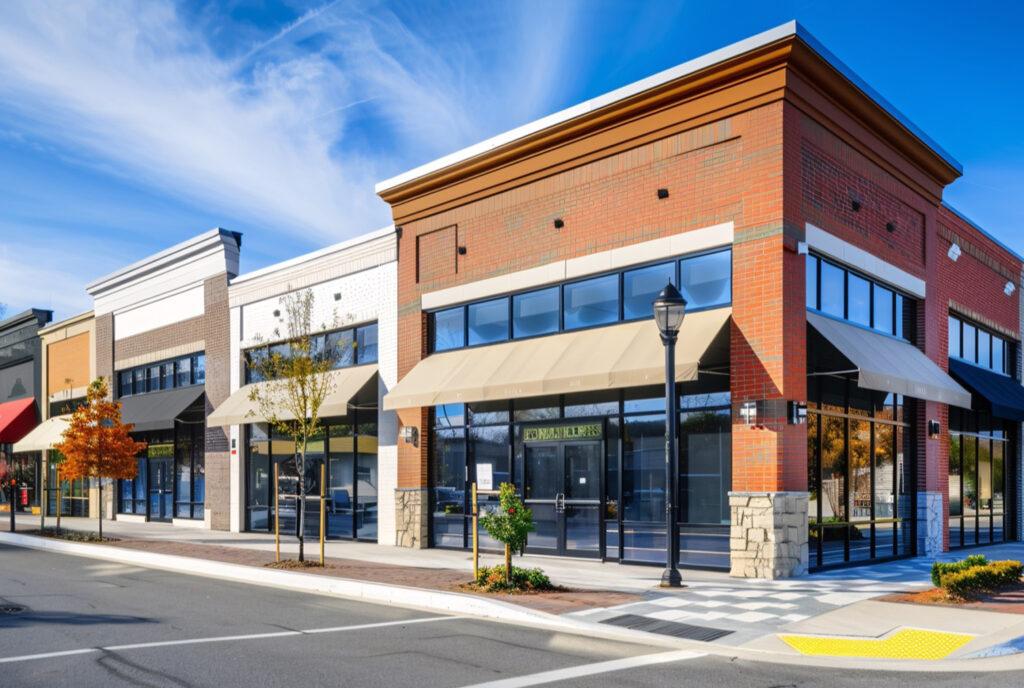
[555,493,565,513]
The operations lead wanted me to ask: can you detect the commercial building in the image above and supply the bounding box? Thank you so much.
[0,308,53,513]
[376,21,1023,576]
[209,227,397,543]
[13,310,98,519]
[87,229,241,527]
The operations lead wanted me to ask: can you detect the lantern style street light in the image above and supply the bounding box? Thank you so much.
[653,283,686,587]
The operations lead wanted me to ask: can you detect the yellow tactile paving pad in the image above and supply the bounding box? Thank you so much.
[780,628,973,660]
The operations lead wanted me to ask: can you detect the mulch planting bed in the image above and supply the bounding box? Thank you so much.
[20,534,639,614]
[882,582,1024,614]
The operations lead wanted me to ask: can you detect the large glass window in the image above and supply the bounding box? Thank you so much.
[679,251,731,309]
[948,408,1011,548]
[356,323,378,364]
[949,314,1014,375]
[468,298,509,345]
[624,262,675,320]
[872,284,893,335]
[245,322,378,383]
[809,254,913,341]
[564,274,619,330]
[116,353,205,398]
[433,307,465,351]
[429,248,731,351]
[846,274,870,327]
[819,261,845,317]
[807,374,913,569]
[513,288,559,338]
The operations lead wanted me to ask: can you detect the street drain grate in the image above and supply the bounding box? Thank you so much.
[601,614,733,642]
[1,606,25,615]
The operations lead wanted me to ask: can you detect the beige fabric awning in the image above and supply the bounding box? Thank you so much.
[384,308,731,410]
[208,365,378,427]
[12,415,70,453]
[808,311,971,408]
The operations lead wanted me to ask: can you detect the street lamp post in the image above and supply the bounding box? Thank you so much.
[653,284,686,588]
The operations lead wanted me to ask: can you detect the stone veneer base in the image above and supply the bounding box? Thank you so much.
[729,491,809,579]
[395,488,429,549]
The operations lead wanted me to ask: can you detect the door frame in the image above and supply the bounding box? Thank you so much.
[521,421,605,559]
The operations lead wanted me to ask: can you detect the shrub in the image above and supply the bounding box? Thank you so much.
[474,565,554,593]
[479,483,535,585]
[939,560,1023,599]
[931,554,988,587]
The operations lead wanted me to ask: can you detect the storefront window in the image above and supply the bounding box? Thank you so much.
[948,407,1011,548]
[512,287,559,338]
[432,428,467,547]
[624,262,675,320]
[564,274,619,330]
[468,298,509,345]
[847,274,870,327]
[433,307,465,351]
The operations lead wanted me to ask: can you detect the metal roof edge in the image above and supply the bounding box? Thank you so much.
[374,20,961,195]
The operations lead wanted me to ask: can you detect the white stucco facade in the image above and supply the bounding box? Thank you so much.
[224,227,399,545]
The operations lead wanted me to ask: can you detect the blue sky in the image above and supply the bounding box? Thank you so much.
[0,0,1021,320]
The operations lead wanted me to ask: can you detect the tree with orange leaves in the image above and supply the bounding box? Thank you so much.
[54,378,147,539]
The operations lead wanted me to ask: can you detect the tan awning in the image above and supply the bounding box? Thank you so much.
[384,308,731,410]
[208,365,378,427]
[808,311,971,408]
[12,415,70,453]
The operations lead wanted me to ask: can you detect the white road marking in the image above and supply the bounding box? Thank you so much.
[0,615,455,664]
[455,649,705,688]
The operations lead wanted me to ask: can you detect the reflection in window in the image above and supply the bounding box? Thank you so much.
[847,274,870,327]
[624,262,675,320]
[356,323,378,363]
[819,261,845,318]
[513,288,559,338]
[680,251,730,309]
[564,274,619,330]
[468,298,509,345]
[433,308,465,352]
[873,284,893,334]
[806,255,818,309]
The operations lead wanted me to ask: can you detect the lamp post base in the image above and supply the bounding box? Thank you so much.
[660,567,683,588]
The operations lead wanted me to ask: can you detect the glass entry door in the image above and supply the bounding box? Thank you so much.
[524,441,601,557]
[148,457,173,522]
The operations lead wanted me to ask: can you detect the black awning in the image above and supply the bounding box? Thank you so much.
[119,386,205,433]
[948,359,1024,422]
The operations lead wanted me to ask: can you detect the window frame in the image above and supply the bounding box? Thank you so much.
[806,253,913,343]
[948,313,1015,377]
[243,321,379,384]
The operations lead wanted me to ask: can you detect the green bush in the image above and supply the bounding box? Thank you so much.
[474,565,554,593]
[939,560,1023,599]
[931,554,988,587]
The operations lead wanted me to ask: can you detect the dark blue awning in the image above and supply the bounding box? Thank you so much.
[948,359,1024,422]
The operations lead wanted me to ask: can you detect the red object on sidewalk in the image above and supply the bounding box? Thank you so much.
[0,397,37,444]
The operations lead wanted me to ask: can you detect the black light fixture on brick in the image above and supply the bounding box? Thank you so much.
[553,218,564,229]
[886,222,896,233]
[657,188,670,199]
[458,246,467,255]
[851,197,861,212]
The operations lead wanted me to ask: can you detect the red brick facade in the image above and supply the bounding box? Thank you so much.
[379,30,1021,557]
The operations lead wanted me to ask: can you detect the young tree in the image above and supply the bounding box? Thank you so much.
[480,483,535,585]
[247,289,342,562]
[54,378,147,539]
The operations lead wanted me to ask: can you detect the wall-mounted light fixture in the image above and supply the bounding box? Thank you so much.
[1005,281,1016,296]
[886,222,896,233]
[851,198,861,212]
[553,218,564,229]
[788,401,808,425]
[928,419,941,438]
[333,292,341,301]
[740,400,759,426]
[947,243,961,262]
[400,425,419,447]
[657,188,670,200]
[457,246,467,255]
[272,309,281,318]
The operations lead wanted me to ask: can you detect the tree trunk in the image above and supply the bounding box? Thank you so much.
[504,543,512,585]
[297,443,305,562]
[98,479,103,540]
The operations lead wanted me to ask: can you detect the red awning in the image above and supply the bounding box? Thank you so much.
[0,398,37,445]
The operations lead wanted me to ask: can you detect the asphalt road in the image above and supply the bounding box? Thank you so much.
[1,544,1023,688]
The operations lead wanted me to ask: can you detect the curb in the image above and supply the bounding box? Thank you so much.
[3,532,1023,672]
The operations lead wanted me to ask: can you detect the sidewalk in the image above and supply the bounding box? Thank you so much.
[8,513,1024,669]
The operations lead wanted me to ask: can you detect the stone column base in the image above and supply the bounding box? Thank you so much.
[729,491,808,579]
[918,491,943,556]
[395,488,429,549]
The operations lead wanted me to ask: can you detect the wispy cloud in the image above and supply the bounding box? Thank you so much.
[0,0,580,317]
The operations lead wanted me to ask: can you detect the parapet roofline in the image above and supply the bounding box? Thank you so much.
[38,310,95,335]
[0,308,53,331]
[86,227,242,295]
[941,202,1024,266]
[229,225,395,287]
[374,20,962,195]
